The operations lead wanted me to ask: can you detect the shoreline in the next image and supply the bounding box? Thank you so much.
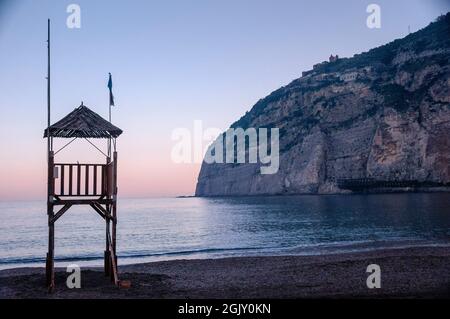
[1,239,449,271]
[1,246,449,299]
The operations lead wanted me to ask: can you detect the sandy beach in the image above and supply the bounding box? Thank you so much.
[0,246,449,299]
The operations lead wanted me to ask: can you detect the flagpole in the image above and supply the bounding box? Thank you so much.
[108,103,111,158]
[47,18,51,155]
[108,74,112,158]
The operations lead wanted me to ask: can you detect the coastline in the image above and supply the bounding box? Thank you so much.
[1,246,449,299]
[194,187,450,197]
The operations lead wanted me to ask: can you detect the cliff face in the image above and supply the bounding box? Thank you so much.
[196,14,450,196]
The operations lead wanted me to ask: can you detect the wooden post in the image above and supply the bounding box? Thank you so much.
[77,165,81,195]
[60,164,65,195]
[68,165,73,196]
[104,157,111,276]
[46,151,55,291]
[93,165,97,195]
[104,203,111,277]
[112,151,118,276]
[85,165,89,195]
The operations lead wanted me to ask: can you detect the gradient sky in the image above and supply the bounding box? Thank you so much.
[0,0,449,200]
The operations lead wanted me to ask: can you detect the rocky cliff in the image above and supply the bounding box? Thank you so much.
[196,14,450,196]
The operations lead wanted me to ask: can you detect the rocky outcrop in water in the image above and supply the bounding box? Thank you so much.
[196,14,450,196]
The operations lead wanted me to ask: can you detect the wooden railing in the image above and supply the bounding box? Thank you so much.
[52,163,114,197]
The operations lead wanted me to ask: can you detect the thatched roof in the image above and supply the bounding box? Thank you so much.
[43,104,123,138]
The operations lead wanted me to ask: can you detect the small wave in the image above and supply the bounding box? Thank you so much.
[1,239,449,268]
[0,246,274,266]
[119,246,280,259]
[281,239,450,256]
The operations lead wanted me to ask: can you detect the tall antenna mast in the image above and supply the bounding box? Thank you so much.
[47,19,51,154]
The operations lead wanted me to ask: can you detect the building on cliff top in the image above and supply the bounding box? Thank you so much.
[329,54,339,62]
[302,54,340,77]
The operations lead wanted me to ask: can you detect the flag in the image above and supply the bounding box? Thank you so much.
[108,72,115,106]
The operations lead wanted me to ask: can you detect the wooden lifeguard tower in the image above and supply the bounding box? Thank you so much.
[43,20,123,291]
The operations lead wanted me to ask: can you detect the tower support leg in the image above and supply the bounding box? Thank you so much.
[46,151,55,292]
[112,201,117,280]
[104,204,111,276]
[46,205,55,291]
[111,151,118,282]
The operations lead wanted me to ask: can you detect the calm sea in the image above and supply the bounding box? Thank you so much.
[0,194,449,270]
